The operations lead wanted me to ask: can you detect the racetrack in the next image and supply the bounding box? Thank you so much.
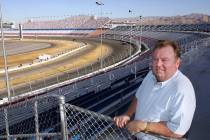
[0,37,136,98]
[0,38,82,67]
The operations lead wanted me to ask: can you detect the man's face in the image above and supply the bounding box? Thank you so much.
[152,45,180,82]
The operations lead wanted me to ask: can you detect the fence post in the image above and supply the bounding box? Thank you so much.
[29,78,33,92]
[4,108,10,140]
[34,100,40,140]
[56,73,59,83]
[59,96,67,140]
[43,77,46,87]
[10,78,15,97]
[12,86,15,98]
[67,72,70,80]
[91,63,94,72]
[85,65,87,74]
[77,68,80,77]
[112,56,115,64]
[134,62,137,80]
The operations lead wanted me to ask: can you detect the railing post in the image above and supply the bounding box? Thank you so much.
[43,77,46,87]
[34,100,40,140]
[10,78,15,97]
[85,65,87,74]
[56,73,59,83]
[59,96,67,140]
[91,63,94,72]
[29,78,33,92]
[4,108,10,140]
[134,62,137,80]
[67,72,70,80]
[112,56,115,64]
[77,68,80,77]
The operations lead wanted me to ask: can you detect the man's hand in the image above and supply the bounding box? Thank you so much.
[126,120,147,134]
[113,97,137,128]
[113,115,130,128]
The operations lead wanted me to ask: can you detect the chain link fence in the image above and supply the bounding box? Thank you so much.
[0,95,62,139]
[0,94,192,140]
[65,103,136,140]
[0,95,136,140]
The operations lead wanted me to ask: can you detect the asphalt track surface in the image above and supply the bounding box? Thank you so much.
[0,37,137,98]
[0,40,52,56]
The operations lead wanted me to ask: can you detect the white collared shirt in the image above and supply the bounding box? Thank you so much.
[135,70,196,136]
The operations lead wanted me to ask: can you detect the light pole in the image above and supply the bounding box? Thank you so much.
[128,10,133,56]
[0,3,11,101]
[96,1,104,69]
[139,16,142,51]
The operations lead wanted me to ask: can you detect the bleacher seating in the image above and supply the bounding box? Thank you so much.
[22,15,110,30]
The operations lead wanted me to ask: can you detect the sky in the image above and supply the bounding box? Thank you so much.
[1,0,210,22]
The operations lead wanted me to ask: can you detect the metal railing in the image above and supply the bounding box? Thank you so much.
[0,95,136,140]
[0,94,197,140]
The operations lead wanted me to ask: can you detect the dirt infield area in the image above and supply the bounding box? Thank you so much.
[0,38,114,90]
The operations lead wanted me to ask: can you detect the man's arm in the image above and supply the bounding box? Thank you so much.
[146,121,183,138]
[114,97,137,128]
[124,97,137,117]
[127,121,183,138]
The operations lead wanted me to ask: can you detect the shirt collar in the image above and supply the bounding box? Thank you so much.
[152,70,179,88]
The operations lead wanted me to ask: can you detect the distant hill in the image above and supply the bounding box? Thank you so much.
[112,13,210,25]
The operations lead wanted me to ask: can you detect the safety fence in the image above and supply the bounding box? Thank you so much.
[0,95,192,140]
[0,95,136,140]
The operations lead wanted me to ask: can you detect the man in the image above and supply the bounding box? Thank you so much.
[114,40,196,139]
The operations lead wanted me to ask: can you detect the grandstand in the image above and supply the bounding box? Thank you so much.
[22,15,110,29]
[3,15,111,37]
[0,14,210,139]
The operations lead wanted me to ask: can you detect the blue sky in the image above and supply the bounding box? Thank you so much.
[2,0,210,22]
